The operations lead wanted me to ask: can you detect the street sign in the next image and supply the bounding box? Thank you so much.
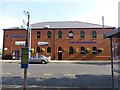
[21,24,28,30]
[21,47,29,69]
[22,11,29,30]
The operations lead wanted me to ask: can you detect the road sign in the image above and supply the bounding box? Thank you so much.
[21,24,28,30]
[22,11,29,30]
[21,47,29,69]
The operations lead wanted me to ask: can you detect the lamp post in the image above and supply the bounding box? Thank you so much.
[23,11,30,47]
[23,11,30,90]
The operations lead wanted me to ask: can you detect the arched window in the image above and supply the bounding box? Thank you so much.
[92,31,97,38]
[37,31,40,38]
[80,31,84,38]
[80,47,85,54]
[69,31,73,38]
[36,47,40,53]
[92,47,97,54]
[58,31,62,38]
[47,31,51,38]
[69,47,74,54]
[47,47,51,54]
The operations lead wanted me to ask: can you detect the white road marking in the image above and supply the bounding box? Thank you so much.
[43,74,53,76]
[22,73,31,75]
[2,72,12,75]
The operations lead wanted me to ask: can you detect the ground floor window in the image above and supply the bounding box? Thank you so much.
[69,47,74,54]
[92,47,97,54]
[80,47,85,54]
[47,47,51,54]
[36,47,40,53]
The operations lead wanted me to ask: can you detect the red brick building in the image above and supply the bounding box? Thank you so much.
[2,21,115,60]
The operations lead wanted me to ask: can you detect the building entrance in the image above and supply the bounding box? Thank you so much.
[58,47,62,60]
[12,50,20,60]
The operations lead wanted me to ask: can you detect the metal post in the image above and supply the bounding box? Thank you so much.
[23,68,27,90]
[102,16,105,38]
[110,37,114,89]
[23,11,30,90]
[25,11,30,48]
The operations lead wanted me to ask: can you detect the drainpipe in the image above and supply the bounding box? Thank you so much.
[2,30,5,59]
[53,29,55,60]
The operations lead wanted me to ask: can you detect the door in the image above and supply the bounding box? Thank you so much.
[12,50,20,60]
[58,47,62,60]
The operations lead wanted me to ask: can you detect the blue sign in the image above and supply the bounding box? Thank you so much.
[69,41,96,44]
[11,35,25,38]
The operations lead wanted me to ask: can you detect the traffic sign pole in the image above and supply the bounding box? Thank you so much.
[23,68,27,90]
[21,47,29,90]
[22,11,30,90]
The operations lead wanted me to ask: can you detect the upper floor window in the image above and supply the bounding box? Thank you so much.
[92,31,97,38]
[80,47,85,54]
[47,31,51,38]
[80,31,84,38]
[58,31,62,39]
[69,47,74,54]
[92,47,97,54]
[69,31,73,38]
[47,47,51,54]
[37,31,40,39]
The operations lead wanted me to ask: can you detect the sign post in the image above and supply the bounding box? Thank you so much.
[21,11,30,90]
[21,47,29,90]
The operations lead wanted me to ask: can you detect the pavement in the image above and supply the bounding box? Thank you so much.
[1,86,114,90]
[0,59,112,64]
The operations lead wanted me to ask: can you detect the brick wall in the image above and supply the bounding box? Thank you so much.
[2,28,113,60]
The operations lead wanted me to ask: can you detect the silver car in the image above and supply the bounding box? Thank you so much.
[29,55,50,64]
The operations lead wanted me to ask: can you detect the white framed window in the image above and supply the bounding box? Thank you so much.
[69,31,73,38]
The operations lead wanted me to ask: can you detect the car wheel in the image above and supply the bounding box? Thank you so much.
[41,60,47,64]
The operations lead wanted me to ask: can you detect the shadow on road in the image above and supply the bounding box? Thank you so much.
[2,74,113,89]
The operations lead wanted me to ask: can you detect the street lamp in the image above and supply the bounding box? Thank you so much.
[23,11,30,47]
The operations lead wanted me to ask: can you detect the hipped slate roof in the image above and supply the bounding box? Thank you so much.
[30,21,114,29]
[4,21,115,30]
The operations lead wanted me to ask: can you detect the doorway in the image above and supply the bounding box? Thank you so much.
[12,50,20,60]
[58,47,62,60]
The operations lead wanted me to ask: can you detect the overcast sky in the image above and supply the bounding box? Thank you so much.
[0,0,119,49]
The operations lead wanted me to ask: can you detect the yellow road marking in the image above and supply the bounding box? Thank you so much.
[64,74,75,76]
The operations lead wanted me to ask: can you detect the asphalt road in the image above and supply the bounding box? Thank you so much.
[1,63,112,89]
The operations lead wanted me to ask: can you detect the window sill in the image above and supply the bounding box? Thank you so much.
[79,38,84,40]
[91,38,96,40]
[57,38,62,40]
[46,38,51,39]
[66,38,73,40]
[46,53,51,55]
